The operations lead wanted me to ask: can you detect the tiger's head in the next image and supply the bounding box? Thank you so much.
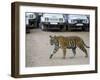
[49,35,57,45]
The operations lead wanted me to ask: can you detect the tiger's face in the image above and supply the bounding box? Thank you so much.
[49,35,57,45]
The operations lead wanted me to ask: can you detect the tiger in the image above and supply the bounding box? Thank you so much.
[49,35,89,59]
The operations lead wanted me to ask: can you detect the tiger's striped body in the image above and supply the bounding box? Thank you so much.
[49,35,89,59]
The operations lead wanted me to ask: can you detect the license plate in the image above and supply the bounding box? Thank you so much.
[50,22,58,24]
[76,24,83,26]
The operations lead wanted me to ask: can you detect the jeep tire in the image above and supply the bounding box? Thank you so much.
[40,23,46,31]
[60,25,66,31]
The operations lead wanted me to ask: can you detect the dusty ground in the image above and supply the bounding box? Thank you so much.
[26,29,90,67]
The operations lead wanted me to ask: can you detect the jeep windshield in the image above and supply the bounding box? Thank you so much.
[68,14,88,20]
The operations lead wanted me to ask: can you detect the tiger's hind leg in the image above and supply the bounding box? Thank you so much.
[72,48,76,57]
[49,47,59,59]
[62,48,66,59]
[78,45,88,57]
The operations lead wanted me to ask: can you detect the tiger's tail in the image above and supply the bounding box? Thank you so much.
[83,41,90,48]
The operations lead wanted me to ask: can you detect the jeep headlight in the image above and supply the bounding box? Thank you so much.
[71,20,77,23]
[59,18,63,22]
[45,17,49,22]
[82,20,88,23]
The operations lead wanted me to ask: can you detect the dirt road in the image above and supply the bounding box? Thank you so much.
[26,29,90,67]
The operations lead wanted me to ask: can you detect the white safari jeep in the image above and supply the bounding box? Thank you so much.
[40,13,66,31]
[67,14,89,31]
[26,13,37,28]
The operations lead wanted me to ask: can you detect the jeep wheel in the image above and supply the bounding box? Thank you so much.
[40,24,46,31]
[63,25,67,31]
[68,25,71,31]
[41,24,45,31]
[85,27,89,31]
[82,26,89,31]
[66,25,68,31]
[60,25,66,31]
